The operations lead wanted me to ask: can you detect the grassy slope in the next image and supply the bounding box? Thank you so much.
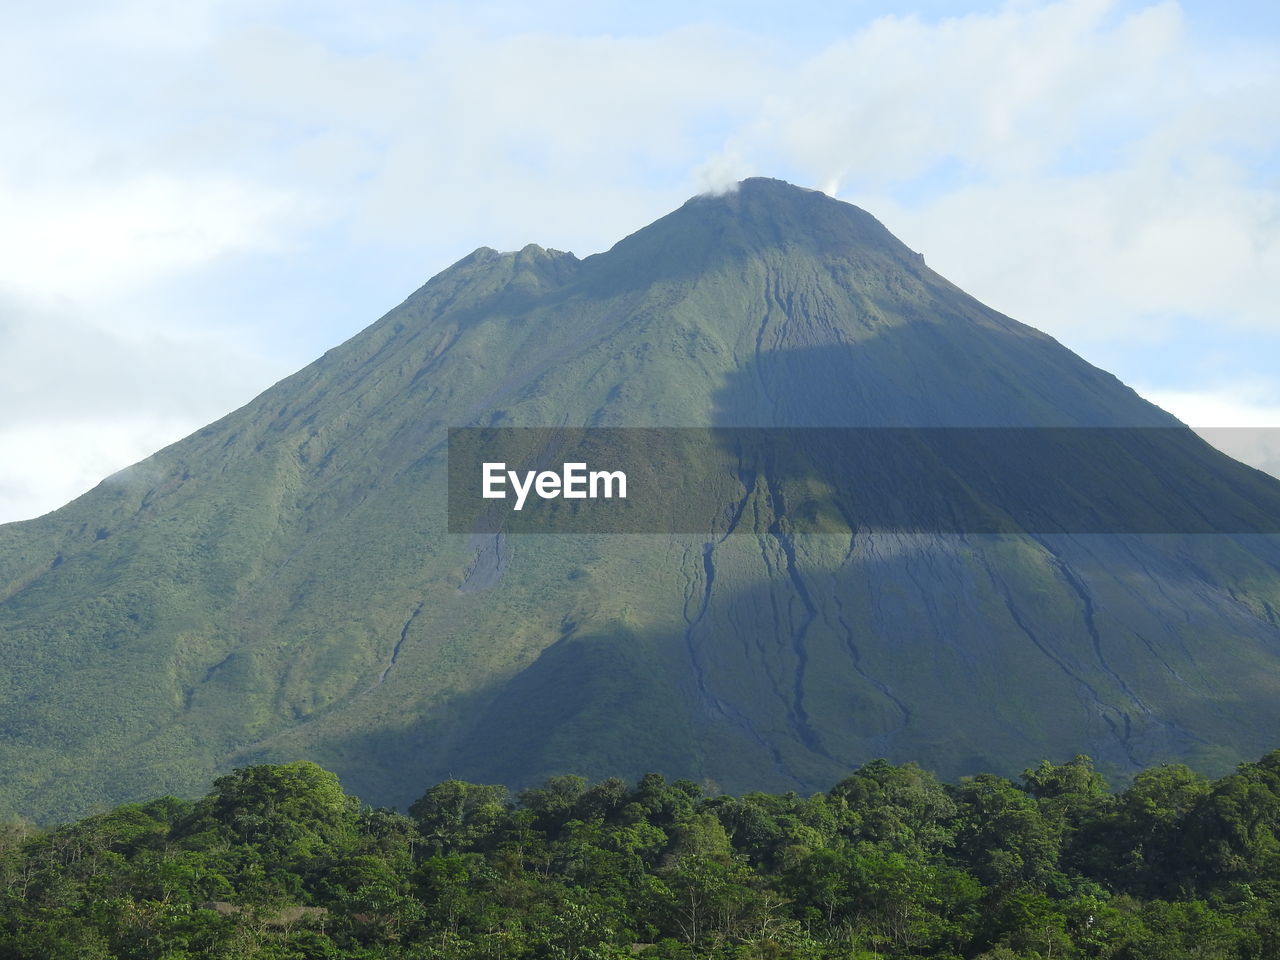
[1,179,1279,821]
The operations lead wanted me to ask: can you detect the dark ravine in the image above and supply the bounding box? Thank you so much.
[1,178,1280,822]
[380,602,424,684]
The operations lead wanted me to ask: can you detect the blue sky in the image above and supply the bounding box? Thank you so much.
[1,0,1278,520]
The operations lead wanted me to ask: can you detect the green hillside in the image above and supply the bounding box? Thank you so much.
[2,179,1279,822]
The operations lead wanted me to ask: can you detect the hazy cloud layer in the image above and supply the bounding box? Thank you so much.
[0,295,280,518]
[2,0,1278,520]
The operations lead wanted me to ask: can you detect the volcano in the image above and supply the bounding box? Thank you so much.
[3,178,1279,821]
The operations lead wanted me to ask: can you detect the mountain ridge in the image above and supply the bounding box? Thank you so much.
[2,178,1278,822]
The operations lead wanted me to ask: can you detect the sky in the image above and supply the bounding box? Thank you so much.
[1,0,1278,522]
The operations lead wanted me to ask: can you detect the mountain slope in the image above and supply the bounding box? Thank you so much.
[2,178,1279,821]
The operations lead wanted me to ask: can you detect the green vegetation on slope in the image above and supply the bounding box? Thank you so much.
[2,178,1280,822]
[6,753,1280,958]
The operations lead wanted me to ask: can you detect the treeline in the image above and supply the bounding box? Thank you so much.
[3,753,1280,959]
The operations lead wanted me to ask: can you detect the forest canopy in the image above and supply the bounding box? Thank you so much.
[4,752,1280,959]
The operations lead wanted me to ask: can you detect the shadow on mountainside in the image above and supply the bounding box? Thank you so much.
[320,335,1280,807]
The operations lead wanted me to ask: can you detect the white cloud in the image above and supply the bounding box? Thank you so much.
[0,175,304,303]
[0,417,198,522]
[0,295,282,520]
[0,1,317,521]
[860,159,1280,342]
[208,20,770,251]
[712,1,1183,183]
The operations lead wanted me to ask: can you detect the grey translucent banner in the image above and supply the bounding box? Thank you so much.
[447,427,1280,535]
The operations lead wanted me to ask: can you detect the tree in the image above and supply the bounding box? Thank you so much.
[829,760,957,856]
[409,781,509,855]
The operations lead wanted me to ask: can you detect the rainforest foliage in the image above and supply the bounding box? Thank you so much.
[4,753,1280,959]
